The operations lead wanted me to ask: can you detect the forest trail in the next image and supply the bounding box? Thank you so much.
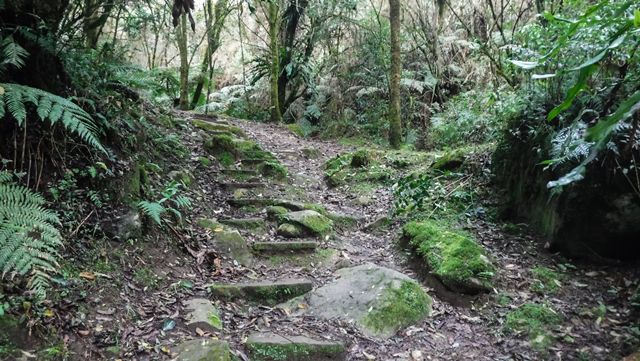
[165,114,637,361]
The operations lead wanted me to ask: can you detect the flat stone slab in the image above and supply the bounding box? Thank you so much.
[219,182,265,190]
[227,198,275,208]
[183,298,222,333]
[172,338,231,361]
[246,333,346,361]
[253,241,317,253]
[221,169,259,176]
[209,279,312,305]
[280,263,432,339]
[219,218,266,231]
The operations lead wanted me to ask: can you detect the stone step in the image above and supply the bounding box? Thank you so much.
[208,279,312,305]
[239,158,271,166]
[221,168,259,177]
[227,198,275,208]
[219,181,266,190]
[219,217,266,231]
[246,333,346,361]
[252,241,317,253]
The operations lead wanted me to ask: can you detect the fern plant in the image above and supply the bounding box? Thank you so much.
[0,171,62,298]
[0,83,106,153]
[138,180,191,226]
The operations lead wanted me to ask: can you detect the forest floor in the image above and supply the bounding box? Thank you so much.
[22,114,640,361]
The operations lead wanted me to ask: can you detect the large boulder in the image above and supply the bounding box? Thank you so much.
[280,263,432,338]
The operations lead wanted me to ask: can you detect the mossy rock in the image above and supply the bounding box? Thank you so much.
[282,210,333,237]
[258,161,288,179]
[246,333,345,361]
[302,148,320,159]
[402,220,495,293]
[277,223,305,238]
[172,338,231,361]
[280,263,432,339]
[193,119,246,137]
[432,148,467,171]
[198,218,253,266]
[168,169,194,187]
[350,149,371,168]
[204,134,276,163]
[266,206,289,221]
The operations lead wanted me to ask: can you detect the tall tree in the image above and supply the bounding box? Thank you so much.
[388,0,402,149]
[190,0,231,109]
[177,13,190,110]
[267,0,283,122]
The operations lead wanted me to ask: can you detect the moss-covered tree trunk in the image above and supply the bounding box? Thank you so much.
[177,13,190,110]
[388,0,402,149]
[191,0,229,110]
[268,0,283,123]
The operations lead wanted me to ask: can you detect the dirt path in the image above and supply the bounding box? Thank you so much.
[208,117,639,361]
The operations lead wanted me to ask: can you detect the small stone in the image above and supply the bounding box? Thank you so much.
[183,299,222,333]
[104,210,142,242]
[277,223,305,238]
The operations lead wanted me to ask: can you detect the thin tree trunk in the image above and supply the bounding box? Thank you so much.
[178,13,190,110]
[268,0,283,123]
[388,0,402,149]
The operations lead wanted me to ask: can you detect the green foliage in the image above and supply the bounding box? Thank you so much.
[0,172,61,297]
[137,180,191,226]
[430,90,522,150]
[511,0,640,189]
[0,83,106,153]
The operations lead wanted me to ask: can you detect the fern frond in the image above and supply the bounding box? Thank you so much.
[0,83,106,153]
[137,201,165,225]
[0,172,61,298]
[0,36,29,73]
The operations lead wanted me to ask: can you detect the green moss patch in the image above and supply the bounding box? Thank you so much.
[403,220,495,293]
[505,303,562,351]
[204,134,288,178]
[431,148,467,171]
[246,334,345,361]
[530,266,564,295]
[287,123,305,138]
[266,206,289,221]
[363,280,432,335]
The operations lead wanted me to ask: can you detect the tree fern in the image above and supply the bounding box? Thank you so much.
[0,171,62,298]
[0,83,106,153]
[0,36,29,74]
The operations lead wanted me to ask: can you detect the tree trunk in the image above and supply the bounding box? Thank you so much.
[268,0,283,123]
[388,0,402,149]
[191,0,229,109]
[178,13,190,110]
[277,0,308,118]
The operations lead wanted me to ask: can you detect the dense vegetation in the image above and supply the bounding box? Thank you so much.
[0,0,639,359]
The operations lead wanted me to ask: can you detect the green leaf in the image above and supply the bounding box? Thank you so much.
[586,90,640,143]
[635,10,640,27]
[548,64,598,121]
[509,60,539,69]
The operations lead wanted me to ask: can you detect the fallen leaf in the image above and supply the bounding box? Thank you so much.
[195,327,205,336]
[78,330,90,336]
[43,309,55,318]
[79,272,96,281]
